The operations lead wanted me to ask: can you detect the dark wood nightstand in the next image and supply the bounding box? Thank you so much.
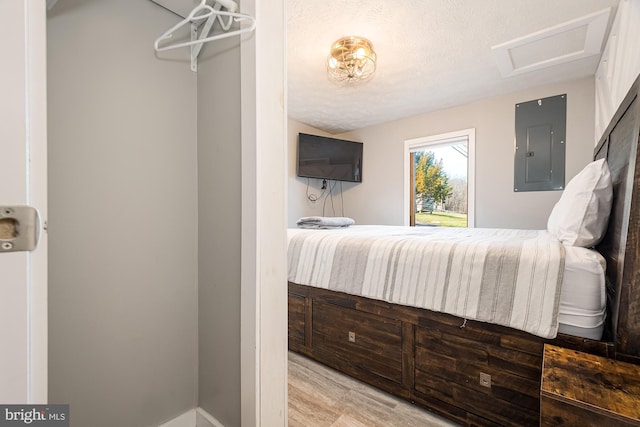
[541,344,640,426]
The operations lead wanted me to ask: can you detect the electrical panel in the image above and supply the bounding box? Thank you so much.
[514,94,566,192]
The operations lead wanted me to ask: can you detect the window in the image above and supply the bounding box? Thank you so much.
[404,129,475,227]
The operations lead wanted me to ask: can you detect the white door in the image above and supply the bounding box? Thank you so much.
[0,0,48,403]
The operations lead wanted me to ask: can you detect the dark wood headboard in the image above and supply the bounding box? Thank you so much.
[594,72,640,362]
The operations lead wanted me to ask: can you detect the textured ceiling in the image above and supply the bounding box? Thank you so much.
[288,0,619,134]
[147,0,619,134]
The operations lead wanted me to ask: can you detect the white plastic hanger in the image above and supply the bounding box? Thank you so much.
[154,0,256,57]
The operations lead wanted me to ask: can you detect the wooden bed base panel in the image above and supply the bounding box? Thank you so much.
[289,282,613,427]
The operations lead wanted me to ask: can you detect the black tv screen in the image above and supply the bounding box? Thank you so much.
[297,133,362,183]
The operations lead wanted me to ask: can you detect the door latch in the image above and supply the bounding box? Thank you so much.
[0,206,40,252]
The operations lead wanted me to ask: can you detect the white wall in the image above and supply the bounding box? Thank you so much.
[47,1,198,426]
[197,32,242,427]
[289,77,596,229]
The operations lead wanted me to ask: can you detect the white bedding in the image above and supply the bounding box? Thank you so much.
[288,225,606,340]
[559,246,606,339]
[288,225,566,339]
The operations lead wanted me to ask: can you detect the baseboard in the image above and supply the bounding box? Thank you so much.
[196,408,225,427]
[157,407,225,427]
[158,409,196,427]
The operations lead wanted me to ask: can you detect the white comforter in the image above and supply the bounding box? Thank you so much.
[288,225,566,338]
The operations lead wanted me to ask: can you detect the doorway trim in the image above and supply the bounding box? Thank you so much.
[0,0,48,403]
[240,0,287,425]
[403,128,476,227]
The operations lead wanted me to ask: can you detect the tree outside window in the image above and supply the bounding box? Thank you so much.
[414,151,452,212]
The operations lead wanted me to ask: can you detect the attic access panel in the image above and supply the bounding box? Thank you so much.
[514,94,566,192]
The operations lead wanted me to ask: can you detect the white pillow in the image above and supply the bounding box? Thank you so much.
[547,158,613,247]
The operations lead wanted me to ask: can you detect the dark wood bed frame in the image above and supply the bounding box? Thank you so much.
[288,74,640,427]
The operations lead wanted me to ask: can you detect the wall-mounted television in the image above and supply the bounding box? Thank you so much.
[297,133,363,183]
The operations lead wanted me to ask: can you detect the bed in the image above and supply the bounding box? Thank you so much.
[287,74,640,427]
[289,226,606,340]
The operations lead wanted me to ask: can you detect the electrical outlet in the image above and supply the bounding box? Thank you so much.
[479,372,491,388]
[348,331,356,343]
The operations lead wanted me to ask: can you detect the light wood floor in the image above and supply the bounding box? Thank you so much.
[288,352,458,427]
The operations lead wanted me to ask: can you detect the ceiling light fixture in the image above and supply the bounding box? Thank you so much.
[327,36,377,83]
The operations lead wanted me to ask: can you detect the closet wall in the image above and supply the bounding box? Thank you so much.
[47,1,199,426]
[196,34,243,427]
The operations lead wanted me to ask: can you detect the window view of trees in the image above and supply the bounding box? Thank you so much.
[414,151,451,210]
[446,178,468,214]
[414,147,467,227]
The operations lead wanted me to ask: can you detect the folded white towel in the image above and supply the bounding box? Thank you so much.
[296,216,355,229]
